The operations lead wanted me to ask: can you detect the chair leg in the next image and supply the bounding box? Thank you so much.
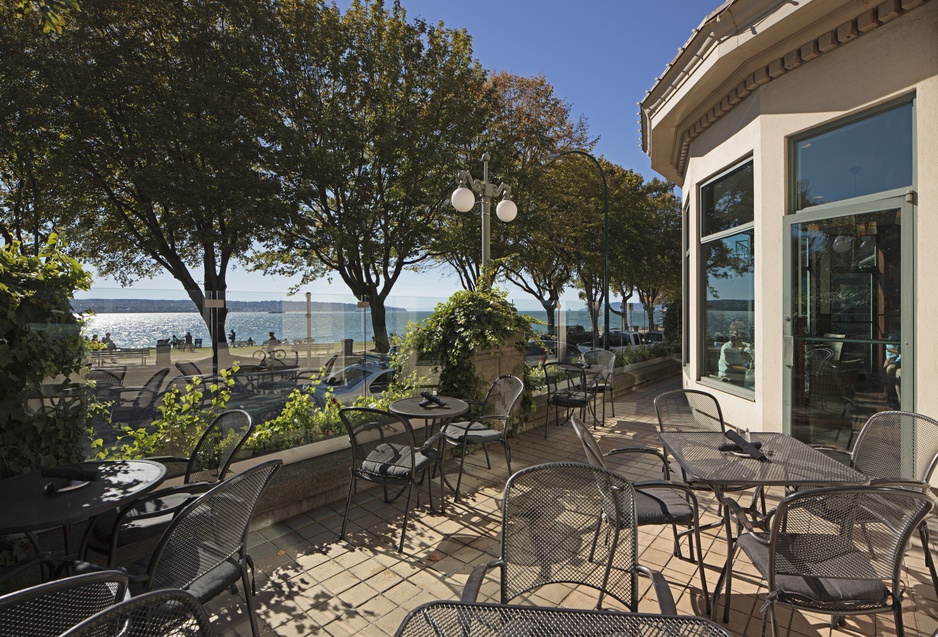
[919,521,938,598]
[398,483,415,553]
[454,440,469,502]
[691,523,710,616]
[502,439,512,476]
[482,443,492,469]
[340,476,355,541]
[241,558,262,637]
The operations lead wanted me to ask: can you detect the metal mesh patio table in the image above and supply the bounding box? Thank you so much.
[394,601,731,637]
[658,431,869,621]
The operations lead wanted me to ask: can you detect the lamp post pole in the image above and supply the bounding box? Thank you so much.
[451,153,517,271]
[547,150,609,350]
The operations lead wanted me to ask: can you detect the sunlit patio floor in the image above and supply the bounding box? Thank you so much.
[209,377,938,636]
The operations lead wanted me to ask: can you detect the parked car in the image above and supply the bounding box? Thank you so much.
[643,331,665,344]
[525,338,582,364]
[312,358,395,408]
[606,330,643,348]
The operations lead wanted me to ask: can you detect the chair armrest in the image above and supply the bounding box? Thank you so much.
[809,445,853,466]
[606,447,670,478]
[636,564,676,615]
[460,560,501,602]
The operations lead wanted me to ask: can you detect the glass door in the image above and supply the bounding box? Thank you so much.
[784,196,911,447]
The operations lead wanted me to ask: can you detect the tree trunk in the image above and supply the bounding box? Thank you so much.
[540,299,557,337]
[370,300,391,353]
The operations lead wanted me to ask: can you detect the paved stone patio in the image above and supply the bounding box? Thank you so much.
[209,377,938,636]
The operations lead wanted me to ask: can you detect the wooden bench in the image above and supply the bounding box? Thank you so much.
[93,348,152,366]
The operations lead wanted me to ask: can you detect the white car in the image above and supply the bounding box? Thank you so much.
[312,360,395,408]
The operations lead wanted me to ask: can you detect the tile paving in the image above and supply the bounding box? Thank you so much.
[209,377,938,636]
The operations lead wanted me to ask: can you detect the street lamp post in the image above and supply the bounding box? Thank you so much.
[451,153,517,270]
[546,150,609,350]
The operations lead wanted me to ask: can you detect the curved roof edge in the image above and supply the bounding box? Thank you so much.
[639,0,931,183]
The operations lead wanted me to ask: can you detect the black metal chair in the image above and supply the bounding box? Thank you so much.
[654,389,764,521]
[569,415,710,614]
[582,348,616,422]
[109,367,171,427]
[541,362,592,438]
[461,461,676,613]
[394,601,732,637]
[439,375,523,502]
[110,460,280,637]
[61,588,216,637]
[83,409,256,566]
[720,485,933,637]
[339,407,442,553]
[817,410,938,597]
[174,361,203,378]
[0,570,128,637]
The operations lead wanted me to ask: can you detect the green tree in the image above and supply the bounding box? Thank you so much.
[632,180,682,329]
[0,235,91,479]
[16,0,79,33]
[1,0,286,357]
[258,0,489,352]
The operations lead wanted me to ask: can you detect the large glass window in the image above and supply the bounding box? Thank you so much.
[701,160,755,392]
[793,101,912,209]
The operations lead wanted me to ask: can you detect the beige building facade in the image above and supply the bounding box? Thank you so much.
[641,0,937,444]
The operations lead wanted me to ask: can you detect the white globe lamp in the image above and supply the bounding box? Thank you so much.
[451,187,475,213]
[495,198,517,222]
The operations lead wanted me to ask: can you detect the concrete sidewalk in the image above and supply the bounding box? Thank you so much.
[210,377,938,636]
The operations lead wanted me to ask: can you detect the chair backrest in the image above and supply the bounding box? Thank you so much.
[498,462,639,610]
[60,589,216,637]
[135,368,171,410]
[339,407,419,482]
[146,460,281,592]
[479,375,524,423]
[186,409,255,483]
[654,389,725,433]
[569,415,608,470]
[541,362,587,398]
[767,486,932,597]
[394,601,731,637]
[0,570,128,637]
[174,361,202,378]
[852,411,938,483]
[582,349,616,382]
[88,369,123,388]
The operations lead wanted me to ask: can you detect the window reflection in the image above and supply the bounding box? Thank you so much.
[703,230,755,389]
[793,102,912,210]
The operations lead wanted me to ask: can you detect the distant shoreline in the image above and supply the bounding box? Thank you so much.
[73,298,408,314]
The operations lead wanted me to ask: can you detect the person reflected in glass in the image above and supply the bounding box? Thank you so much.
[719,321,754,388]
[884,332,901,409]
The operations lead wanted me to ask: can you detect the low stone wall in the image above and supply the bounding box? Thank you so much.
[242,355,680,530]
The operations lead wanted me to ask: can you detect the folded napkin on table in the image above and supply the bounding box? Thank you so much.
[722,430,769,462]
[718,440,763,452]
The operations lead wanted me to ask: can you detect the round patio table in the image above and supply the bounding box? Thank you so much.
[389,396,469,442]
[0,459,167,554]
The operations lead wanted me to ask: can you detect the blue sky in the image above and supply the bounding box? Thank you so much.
[90,0,713,303]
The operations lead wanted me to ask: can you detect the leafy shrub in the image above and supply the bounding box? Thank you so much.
[0,235,91,479]
[614,343,676,368]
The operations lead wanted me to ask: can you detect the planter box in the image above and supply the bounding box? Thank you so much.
[235,355,680,531]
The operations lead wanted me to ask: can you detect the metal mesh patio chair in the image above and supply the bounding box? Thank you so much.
[110,367,171,427]
[83,409,255,566]
[582,349,616,422]
[0,570,128,637]
[569,415,710,614]
[394,601,732,637]
[816,410,938,597]
[61,589,216,637]
[461,462,676,613]
[339,407,442,552]
[720,485,933,637]
[542,362,592,438]
[110,460,281,637]
[174,361,203,378]
[440,375,523,502]
[654,389,764,521]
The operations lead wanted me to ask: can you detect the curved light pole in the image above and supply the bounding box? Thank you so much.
[547,150,609,350]
[451,153,517,270]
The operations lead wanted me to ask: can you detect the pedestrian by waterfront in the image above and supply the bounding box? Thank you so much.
[229,329,236,346]
[101,333,117,350]
[184,331,193,351]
